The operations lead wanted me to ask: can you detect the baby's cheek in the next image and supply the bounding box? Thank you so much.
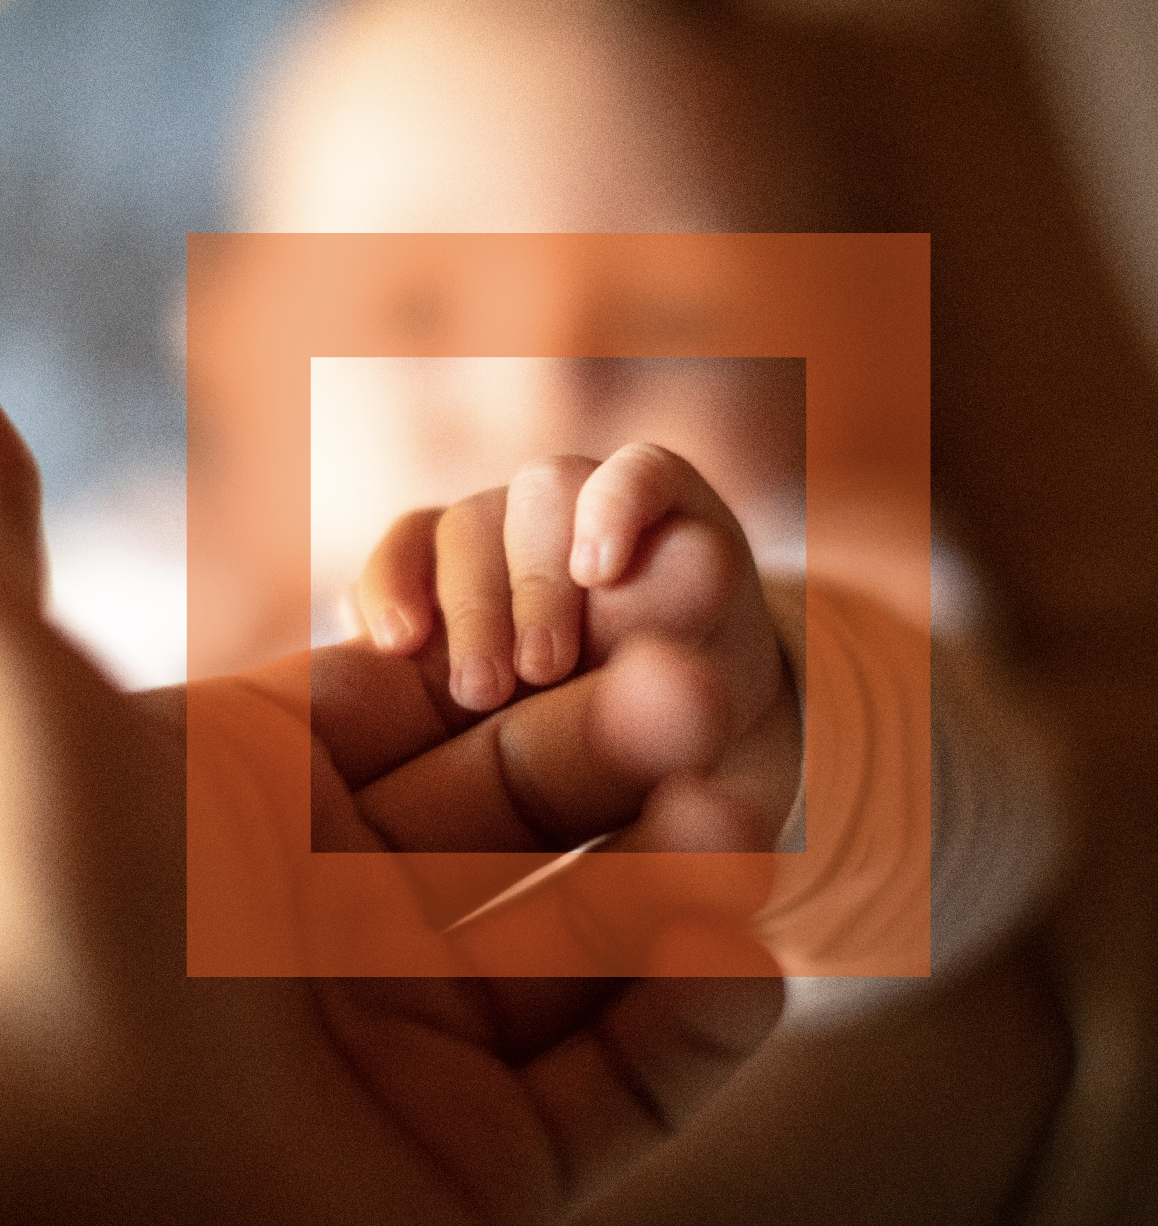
[583,519,738,662]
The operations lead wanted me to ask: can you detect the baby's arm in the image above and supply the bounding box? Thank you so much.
[354,443,801,847]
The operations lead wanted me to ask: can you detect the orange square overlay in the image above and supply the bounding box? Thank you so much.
[187,234,930,977]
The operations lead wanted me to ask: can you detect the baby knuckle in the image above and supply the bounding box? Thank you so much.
[436,490,499,543]
[504,456,595,522]
[609,442,687,489]
[510,455,597,501]
[441,594,503,633]
[614,440,680,471]
[508,570,563,600]
[510,458,564,494]
[388,506,442,540]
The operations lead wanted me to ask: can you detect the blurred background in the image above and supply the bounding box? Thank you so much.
[0,0,315,685]
[1,0,1155,689]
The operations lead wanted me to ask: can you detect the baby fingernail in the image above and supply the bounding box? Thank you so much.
[455,653,502,710]
[597,538,620,580]
[572,536,624,584]
[571,538,600,584]
[517,627,555,682]
[373,605,412,650]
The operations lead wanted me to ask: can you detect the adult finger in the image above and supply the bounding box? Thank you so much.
[444,783,777,979]
[1,598,188,1025]
[354,507,443,651]
[0,405,47,611]
[247,638,456,796]
[1,406,183,1011]
[435,488,518,711]
[354,636,731,926]
[255,624,517,794]
[504,455,596,686]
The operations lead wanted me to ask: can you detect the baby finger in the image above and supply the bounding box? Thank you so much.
[504,456,597,686]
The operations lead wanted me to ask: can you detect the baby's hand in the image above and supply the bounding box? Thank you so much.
[353,444,800,846]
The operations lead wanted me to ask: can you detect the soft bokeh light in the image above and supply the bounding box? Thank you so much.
[45,478,187,689]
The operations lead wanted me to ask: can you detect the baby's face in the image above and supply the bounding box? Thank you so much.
[243,0,813,234]
[195,0,812,663]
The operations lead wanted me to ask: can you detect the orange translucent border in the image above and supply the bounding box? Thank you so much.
[187,233,930,976]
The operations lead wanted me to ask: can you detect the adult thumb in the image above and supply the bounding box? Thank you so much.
[0,405,48,611]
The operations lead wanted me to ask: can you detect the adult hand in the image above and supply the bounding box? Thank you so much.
[0,405,781,1225]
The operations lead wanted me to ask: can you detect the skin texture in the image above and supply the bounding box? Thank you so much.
[352,439,1076,1224]
[0,396,1072,1223]
[1,402,787,1224]
[18,0,1135,1216]
[352,444,800,855]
